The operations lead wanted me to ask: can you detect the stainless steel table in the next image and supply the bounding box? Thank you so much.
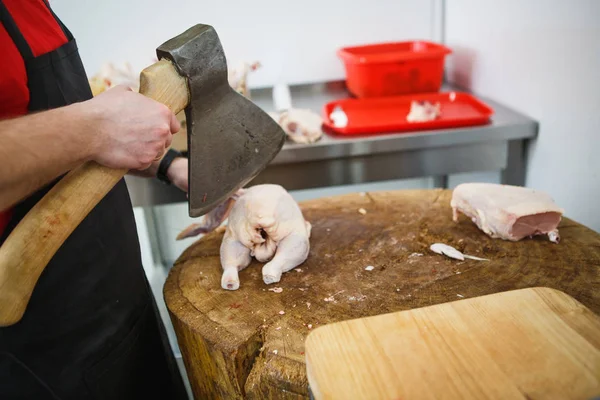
[125,80,538,208]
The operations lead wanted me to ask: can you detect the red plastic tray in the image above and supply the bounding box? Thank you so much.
[322,92,494,135]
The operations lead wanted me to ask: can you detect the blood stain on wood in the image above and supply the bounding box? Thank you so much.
[46,215,60,226]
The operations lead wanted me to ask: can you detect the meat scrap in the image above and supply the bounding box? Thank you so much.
[228,61,261,98]
[270,108,324,144]
[88,62,139,96]
[177,184,311,290]
[329,105,348,128]
[451,183,564,243]
[406,100,441,122]
[430,243,488,261]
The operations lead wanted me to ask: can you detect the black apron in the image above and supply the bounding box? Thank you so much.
[0,2,188,399]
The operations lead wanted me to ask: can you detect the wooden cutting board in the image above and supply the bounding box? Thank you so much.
[305,287,600,400]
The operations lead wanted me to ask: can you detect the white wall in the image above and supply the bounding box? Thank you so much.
[49,0,437,88]
[47,0,442,265]
[445,0,600,232]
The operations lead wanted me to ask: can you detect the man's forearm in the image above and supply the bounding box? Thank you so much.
[0,85,180,211]
[0,103,96,211]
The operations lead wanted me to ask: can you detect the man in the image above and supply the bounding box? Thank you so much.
[0,0,189,398]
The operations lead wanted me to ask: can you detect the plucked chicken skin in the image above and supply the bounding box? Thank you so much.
[177,184,311,290]
[269,108,324,144]
[406,100,441,122]
[451,183,564,243]
[228,61,261,98]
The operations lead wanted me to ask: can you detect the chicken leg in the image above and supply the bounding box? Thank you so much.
[262,227,311,284]
[220,231,252,290]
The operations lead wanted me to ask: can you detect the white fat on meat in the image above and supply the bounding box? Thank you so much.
[329,105,348,128]
[177,184,311,290]
[275,108,324,144]
[450,183,564,243]
[406,100,441,122]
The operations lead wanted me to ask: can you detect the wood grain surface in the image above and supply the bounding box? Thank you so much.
[305,287,600,400]
[163,189,600,399]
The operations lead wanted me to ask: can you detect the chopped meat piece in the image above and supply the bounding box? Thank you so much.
[277,108,324,144]
[451,183,564,243]
[228,61,261,98]
[406,100,441,122]
[329,105,348,128]
[430,243,488,261]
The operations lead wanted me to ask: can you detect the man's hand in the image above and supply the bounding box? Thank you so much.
[84,85,180,170]
[166,157,188,192]
[0,84,181,211]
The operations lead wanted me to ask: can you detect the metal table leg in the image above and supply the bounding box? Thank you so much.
[142,205,168,267]
[432,175,449,189]
[501,139,528,186]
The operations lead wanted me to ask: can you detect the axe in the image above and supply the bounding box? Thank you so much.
[0,24,286,326]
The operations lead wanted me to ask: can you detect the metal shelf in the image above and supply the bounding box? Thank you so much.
[125,80,538,208]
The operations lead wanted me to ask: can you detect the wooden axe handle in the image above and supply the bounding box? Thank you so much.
[0,58,189,326]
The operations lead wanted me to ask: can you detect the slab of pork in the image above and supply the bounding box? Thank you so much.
[451,183,564,243]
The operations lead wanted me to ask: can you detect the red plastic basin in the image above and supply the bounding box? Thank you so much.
[337,41,452,98]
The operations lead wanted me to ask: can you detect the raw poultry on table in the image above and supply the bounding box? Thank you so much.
[177,184,311,290]
[269,108,324,144]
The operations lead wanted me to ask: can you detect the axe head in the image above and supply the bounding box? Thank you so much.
[156,24,286,217]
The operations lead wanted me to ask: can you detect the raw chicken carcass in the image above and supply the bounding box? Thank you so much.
[88,62,140,96]
[177,184,311,290]
[272,108,324,144]
[228,61,261,98]
[451,183,564,243]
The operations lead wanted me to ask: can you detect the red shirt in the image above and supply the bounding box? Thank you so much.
[0,0,69,235]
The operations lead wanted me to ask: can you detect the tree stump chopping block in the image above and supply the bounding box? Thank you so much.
[163,189,600,400]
